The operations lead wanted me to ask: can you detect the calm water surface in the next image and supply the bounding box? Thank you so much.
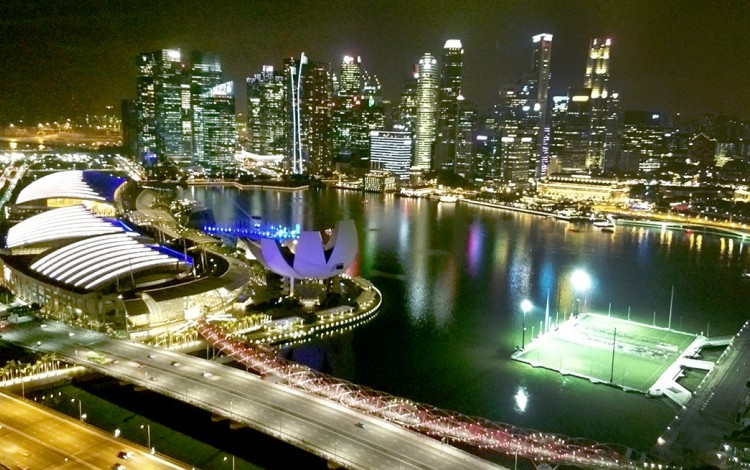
[179,185,750,454]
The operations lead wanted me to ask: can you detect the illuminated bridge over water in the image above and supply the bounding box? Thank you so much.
[2,320,661,469]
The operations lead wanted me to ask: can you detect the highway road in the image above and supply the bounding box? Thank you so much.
[0,390,186,470]
[653,321,750,466]
[1,320,506,470]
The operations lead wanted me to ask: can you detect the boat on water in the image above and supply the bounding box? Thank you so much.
[600,226,615,233]
[439,195,458,203]
[593,214,616,229]
[742,269,750,279]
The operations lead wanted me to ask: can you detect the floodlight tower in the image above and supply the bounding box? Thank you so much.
[521,299,532,349]
[571,269,592,315]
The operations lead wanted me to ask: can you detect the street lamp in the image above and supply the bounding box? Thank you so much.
[520,299,532,349]
[71,398,85,420]
[570,269,591,315]
[141,424,152,453]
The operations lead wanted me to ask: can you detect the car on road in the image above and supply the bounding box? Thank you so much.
[111,464,126,470]
[118,451,133,460]
[355,421,367,429]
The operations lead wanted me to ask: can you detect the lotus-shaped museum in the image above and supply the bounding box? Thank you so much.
[247,220,358,280]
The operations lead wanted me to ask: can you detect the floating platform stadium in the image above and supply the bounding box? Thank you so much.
[512,313,722,403]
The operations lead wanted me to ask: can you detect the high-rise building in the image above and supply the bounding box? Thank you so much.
[120,99,138,158]
[246,66,286,155]
[369,130,412,180]
[434,40,464,171]
[413,53,438,171]
[333,56,364,164]
[190,51,223,165]
[491,83,540,188]
[584,37,612,169]
[136,49,190,165]
[195,81,236,176]
[530,34,553,178]
[135,49,235,173]
[395,70,419,134]
[454,98,477,177]
[548,88,593,174]
[339,56,362,99]
[285,54,334,175]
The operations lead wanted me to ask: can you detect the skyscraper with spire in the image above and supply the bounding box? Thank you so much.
[413,53,438,171]
[435,39,464,171]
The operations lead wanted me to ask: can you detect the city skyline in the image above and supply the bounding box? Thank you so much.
[2,0,749,122]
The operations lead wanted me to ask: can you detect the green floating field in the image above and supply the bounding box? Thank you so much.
[514,313,696,392]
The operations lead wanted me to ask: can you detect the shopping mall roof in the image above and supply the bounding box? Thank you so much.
[6,205,130,249]
[15,170,126,205]
[29,233,187,291]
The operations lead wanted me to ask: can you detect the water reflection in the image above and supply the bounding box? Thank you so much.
[514,387,529,413]
[178,186,750,453]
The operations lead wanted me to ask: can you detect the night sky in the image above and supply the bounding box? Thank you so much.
[1,0,748,123]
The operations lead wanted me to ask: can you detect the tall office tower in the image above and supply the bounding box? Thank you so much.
[584,37,612,169]
[622,111,666,173]
[284,54,334,175]
[246,66,286,155]
[413,53,438,171]
[195,81,236,176]
[492,85,539,189]
[369,130,412,180]
[556,88,593,172]
[333,56,364,163]
[190,51,223,164]
[601,92,626,174]
[454,99,477,177]
[136,49,191,164]
[471,132,500,179]
[546,95,568,174]
[434,40,464,171]
[530,33,553,178]
[120,99,138,158]
[395,70,418,133]
[339,56,362,99]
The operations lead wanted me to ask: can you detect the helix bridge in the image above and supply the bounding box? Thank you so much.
[195,319,656,469]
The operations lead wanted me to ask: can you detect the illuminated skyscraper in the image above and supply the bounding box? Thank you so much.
[339,56,362,99]
[414,53,438,171]
[195,81,236,176]
[136,49,235,173]
[435,40,464,171]
[246,66,286,155]
[395,69,418,134]
[531,33,553,178]
[136,49,190,164]
[285,54,334,175]
[190,51,223,165]
[584,37,612,169]
[557,88,593,172]
[584,38,611,100]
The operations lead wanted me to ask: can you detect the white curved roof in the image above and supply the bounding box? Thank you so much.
[6,205,127,248]
[249,220,358,280]
[15,170,124,205]
[30,233,181,290]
